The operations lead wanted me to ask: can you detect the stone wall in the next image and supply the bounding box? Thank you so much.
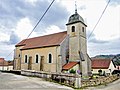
[21,70,81,88]
[21,70,119,88]
[81,75,119,87]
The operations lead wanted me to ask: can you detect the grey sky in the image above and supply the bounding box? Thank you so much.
[0,0,120,60]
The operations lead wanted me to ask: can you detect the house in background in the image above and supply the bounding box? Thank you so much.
[0,58,8,70]
[0,58,13,71]
[92,58,116,75]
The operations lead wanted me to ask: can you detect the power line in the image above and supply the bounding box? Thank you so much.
[80,0,110,52]
[26,0,55,39]
[5,0,110,59]
[82,0,111,57]
[5,0,55,60]
[5,50,14,60]
[87,0,111,40]
[22,0,55,44]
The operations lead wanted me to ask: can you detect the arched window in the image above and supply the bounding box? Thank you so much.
[35,54,39,63]
[72,26,75,32]
[25,55,28,63]
[48,54,52,63]
[82,27,84,32]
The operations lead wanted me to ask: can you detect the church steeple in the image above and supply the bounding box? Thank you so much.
[66,3,89,76]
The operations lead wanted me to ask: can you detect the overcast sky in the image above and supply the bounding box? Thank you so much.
[0,0,120,60]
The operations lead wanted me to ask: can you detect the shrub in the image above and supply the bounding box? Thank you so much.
[69,69,76,74]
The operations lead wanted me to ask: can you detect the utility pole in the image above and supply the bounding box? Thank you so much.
[2,60,4,71]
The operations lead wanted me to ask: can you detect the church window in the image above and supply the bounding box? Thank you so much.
[18,54,20,57]
[35,54,39,63]
[25,55,28,63]
[72,26,75,32]
[48,54,52,63]
[82,27,84,32]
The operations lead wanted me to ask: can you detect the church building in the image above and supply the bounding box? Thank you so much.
[14,9,91,76]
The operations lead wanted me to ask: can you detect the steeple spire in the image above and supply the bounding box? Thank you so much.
[75,1,77,14]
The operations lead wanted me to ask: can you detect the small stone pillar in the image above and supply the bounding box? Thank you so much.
[74,75,81,88]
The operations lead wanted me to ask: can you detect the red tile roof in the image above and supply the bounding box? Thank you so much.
[92,58,111,69]
[0,58,4,63]
[62,62,79,70]
[16,31,67,50]
[0,58,8,66]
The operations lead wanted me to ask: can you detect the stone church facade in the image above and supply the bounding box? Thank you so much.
[14,10,91,76]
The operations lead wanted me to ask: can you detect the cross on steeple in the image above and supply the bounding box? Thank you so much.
[75,1,77,14]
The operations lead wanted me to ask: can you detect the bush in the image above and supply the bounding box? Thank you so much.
[69,69,76,74]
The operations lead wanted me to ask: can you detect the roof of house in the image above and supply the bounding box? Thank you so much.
[0,58,4,63]
[62,62,79,70]
[16,31,67,50]
[92,58,111,69]
[0,58,8,66]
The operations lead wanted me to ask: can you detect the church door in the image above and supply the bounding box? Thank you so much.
[28,56,32,70]
[40,56,44,71]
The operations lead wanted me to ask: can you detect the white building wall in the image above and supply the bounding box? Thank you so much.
[108,61,115,73]
[92,61,115,74]
[0,66,8,70]
[8,66,13,71]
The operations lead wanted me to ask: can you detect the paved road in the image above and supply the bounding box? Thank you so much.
[0,72,73,90]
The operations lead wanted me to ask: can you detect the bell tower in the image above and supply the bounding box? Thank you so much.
[66,5,90,76]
